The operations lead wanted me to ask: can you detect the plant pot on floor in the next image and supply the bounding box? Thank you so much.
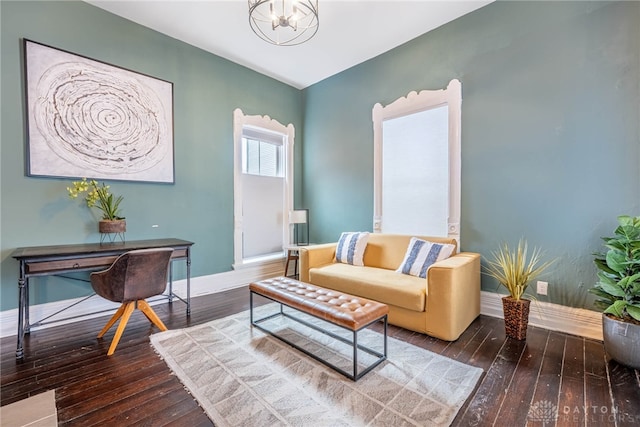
[602,314,640,370]
[502,296,530,340]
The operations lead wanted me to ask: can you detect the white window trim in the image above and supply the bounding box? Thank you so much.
[233,108,295,269]
[372,79,462,242]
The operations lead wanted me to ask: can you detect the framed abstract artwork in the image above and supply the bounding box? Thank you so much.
[24,39,175,183]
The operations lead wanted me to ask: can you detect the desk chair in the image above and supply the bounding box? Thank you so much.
[90,248,174,356]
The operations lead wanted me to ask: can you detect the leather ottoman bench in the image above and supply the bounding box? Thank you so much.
[249,277,389,381]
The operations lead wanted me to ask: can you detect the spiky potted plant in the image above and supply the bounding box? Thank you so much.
[591,215,640,369]
[484,239,555,340]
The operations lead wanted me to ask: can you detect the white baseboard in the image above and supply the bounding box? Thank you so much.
[0,259,285,339]
[480,291,603,341]
[1,267,603,343]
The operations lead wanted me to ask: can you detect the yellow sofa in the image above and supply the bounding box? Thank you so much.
[298,233,480,341]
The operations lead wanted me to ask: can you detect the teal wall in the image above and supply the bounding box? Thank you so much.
[0,1,303,310]
[2,1,638,312]
[302,1,640,307]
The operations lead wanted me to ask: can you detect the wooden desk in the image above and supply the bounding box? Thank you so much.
[11,238,194,359]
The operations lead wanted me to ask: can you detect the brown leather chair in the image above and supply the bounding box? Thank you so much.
[90,248,174,355]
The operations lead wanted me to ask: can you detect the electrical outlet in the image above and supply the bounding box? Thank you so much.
[537,281,548,295]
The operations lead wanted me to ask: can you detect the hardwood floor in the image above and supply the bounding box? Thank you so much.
[2,286,639,426]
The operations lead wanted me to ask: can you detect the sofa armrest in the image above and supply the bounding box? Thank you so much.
[425,252,481,340]
[298,243,336,282]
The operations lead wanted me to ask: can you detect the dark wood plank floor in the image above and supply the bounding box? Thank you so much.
[2,286,639,426]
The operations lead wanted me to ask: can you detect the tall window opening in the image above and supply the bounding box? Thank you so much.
[372,79,462,242]
[233,109,295,267]
[241,128,285,259]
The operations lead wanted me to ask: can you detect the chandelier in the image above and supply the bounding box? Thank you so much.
[248,0,319,46]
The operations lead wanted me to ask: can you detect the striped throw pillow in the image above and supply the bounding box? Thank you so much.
[396,237,455,278]
[335,232,369,266]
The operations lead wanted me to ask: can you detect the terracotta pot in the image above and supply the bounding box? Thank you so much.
[98,219,126,234]
[502,296,530,340]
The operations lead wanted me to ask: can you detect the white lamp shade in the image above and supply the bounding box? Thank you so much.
[290,210,308,224]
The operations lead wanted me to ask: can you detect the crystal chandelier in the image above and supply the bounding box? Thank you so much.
[248,0,319,46]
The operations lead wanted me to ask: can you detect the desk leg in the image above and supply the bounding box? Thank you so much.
[16,262,26,359]
[25,278,30,332]
[186,247,191,316]
[168,262,174,304]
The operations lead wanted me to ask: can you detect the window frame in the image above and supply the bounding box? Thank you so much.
[372,79,462,242]
[232,108,295,268]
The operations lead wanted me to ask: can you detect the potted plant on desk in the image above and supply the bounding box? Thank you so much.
[591,215,640,369]
[484,239,555,340]
[67,178,126,234]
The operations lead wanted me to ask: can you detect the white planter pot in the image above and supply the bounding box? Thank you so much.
[602,314,640,370]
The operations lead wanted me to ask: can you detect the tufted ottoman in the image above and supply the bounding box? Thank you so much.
[249,277,389,381]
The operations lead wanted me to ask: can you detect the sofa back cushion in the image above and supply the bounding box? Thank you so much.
[362,234,458,270]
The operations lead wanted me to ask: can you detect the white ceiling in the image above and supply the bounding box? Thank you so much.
[86,0,493,89]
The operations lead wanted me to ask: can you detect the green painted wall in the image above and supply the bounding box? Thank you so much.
[0,1,303,310]
[302,1,640,308]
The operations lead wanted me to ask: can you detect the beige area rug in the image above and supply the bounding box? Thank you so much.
[150,305,483,426]
[0,390,57,427]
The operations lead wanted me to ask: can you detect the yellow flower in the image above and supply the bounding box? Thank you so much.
[67,178,124,220]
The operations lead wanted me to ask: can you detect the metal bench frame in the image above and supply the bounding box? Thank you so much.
[250,290,388,381]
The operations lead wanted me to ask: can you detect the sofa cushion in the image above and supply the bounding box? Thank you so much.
[308,263,426,312]
[362,234,458,270]
[397,237,455,278]
[335,232,369,266]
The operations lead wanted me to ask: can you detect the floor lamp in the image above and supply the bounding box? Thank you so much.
[291,209,309,245]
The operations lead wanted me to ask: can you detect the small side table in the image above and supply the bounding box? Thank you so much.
[283,244,316,278]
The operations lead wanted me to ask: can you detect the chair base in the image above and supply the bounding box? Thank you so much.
[98,300,168,356]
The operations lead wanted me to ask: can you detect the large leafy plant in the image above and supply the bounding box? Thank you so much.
[67,178,124,221]
[484,239,555,300]
[591,215,640,322]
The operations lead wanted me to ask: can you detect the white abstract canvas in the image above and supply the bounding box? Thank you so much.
[25,40,174,183]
